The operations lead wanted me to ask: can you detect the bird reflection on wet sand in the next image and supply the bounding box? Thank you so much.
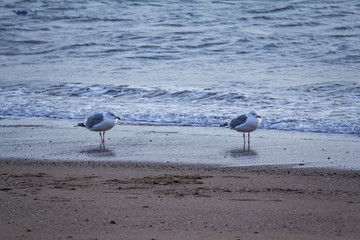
[227,149,257,158]
[80,144,116,158]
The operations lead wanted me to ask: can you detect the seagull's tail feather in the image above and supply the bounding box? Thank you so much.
[76,123,86,127]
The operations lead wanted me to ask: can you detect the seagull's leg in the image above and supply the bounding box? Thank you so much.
[243,133,246,150]
[99,132,102,143]
[102,131,105,143]
[248,132,251,151]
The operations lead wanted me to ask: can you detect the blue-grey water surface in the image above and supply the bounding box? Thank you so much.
[1,0,359,134]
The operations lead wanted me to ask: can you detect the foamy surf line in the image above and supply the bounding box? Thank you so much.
[1,82,359,135]
[1,116,359,170]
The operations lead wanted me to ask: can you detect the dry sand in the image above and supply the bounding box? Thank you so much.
[1,160,359,240]
[1,116,360,239]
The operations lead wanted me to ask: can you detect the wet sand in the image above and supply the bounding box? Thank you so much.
[1,116,360,239]
[1,116,359,169]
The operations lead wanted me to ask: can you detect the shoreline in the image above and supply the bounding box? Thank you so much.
[1,116,360,170]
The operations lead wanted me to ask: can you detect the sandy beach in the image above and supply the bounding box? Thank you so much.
[1,116,360,239]
[1,160,360,240]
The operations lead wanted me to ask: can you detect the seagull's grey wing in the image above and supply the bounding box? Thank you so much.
[229,114,247,129]
[85,113,104,128]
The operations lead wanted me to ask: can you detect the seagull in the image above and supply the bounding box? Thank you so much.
[77,111,120,143]
[228,110,262,149]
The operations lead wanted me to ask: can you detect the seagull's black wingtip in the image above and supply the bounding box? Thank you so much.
[77,123,86,127]
[220,122,228,127]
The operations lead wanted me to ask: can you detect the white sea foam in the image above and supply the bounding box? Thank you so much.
[0,82,359,135]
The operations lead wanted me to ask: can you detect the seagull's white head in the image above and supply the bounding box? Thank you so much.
[106,111,121,120]
[247,110,262,121]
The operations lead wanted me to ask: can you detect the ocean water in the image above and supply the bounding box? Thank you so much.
[1,0,359,135]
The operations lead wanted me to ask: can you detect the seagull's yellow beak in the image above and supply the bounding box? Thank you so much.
[257,115,261,119]
[116,116,121,120]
